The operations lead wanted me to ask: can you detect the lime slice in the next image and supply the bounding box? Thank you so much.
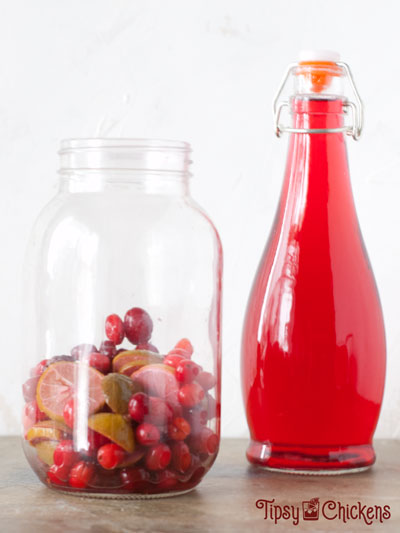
[102,373,139,414]
[88,413,134,452]
[35,440,59,465]
[112,350,162,373]
[36,361,105,422]
[119,360,151,376]
[26,420,71,445]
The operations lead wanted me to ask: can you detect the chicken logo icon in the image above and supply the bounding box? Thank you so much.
[302,498,320,520]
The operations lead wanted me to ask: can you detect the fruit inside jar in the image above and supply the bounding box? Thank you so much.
[22,306,219,496]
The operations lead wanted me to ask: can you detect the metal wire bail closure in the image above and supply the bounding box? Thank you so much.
[273,61,364,140]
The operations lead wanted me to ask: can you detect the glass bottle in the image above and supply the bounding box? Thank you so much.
[241,51,386,473]
[22,139,222,496]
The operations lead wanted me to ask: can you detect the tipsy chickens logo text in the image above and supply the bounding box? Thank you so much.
[255,497,391,526]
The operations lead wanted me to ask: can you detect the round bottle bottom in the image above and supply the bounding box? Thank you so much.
[246,440,375,475]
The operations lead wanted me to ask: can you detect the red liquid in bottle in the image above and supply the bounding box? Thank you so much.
[241,97,386,472]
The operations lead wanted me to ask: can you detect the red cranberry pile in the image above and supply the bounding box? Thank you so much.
[22,307,219,495]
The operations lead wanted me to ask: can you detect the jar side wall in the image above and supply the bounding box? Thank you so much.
[22,191,222,495]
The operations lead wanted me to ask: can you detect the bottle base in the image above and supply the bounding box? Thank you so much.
[246,440,375,475]
[260,465,371,476]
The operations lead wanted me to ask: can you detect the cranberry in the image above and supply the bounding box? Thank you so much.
[148,396,174,426]
[63,398,75,428]
[48,355,75,365]
[185,407,207,434]
[157,469,178,490]
[167,348,191,359]
[116,348,129,354]
[136,342,159,353]
[54,440,79,468]
[99,340,117,359]
[196,371,217,391]
[24,400,46,426]
[71,344,98,360]
[120,467,149,490]
[190,427,218,455]
[190,465,206,484]
[174,338,194,356]
[128,393,173,426]
[86,429,111,456]
[97,443,125,470]
[22,403,35,431]
[176,360,200,384]
[178,383,205,408]
[171,441,192,473]
[31,359,48,377]
[105,314,125,345]
[128,392,149,423]
[89,352,110,373]
[22,376,40,402]
[163,353,185,369]
[69,461,95,488]
[170,401,183,418]
[136,423,160,446]
[206,394,217,419]
[145,443,171,471]
[47,463,70,485]
[168,417,191,440]
[124,307,153,345]
[87,466,122,489]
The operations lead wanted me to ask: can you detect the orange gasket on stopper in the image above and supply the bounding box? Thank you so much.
[296,61,342,93]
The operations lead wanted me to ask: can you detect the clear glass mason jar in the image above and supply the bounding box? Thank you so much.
[21,139,223,497]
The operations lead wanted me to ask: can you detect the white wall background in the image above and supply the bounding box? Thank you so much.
[1,0,399,438]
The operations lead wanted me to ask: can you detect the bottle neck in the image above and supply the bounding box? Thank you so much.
[279,96,355,229]
[292,96,345,130]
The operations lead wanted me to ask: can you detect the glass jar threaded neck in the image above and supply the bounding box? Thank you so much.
[58,138,192,194]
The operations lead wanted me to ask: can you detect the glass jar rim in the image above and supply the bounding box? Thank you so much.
[59,138,192,174]
[59,138,191,153]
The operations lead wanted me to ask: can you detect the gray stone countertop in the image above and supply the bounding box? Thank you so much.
[0,437,399,532]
